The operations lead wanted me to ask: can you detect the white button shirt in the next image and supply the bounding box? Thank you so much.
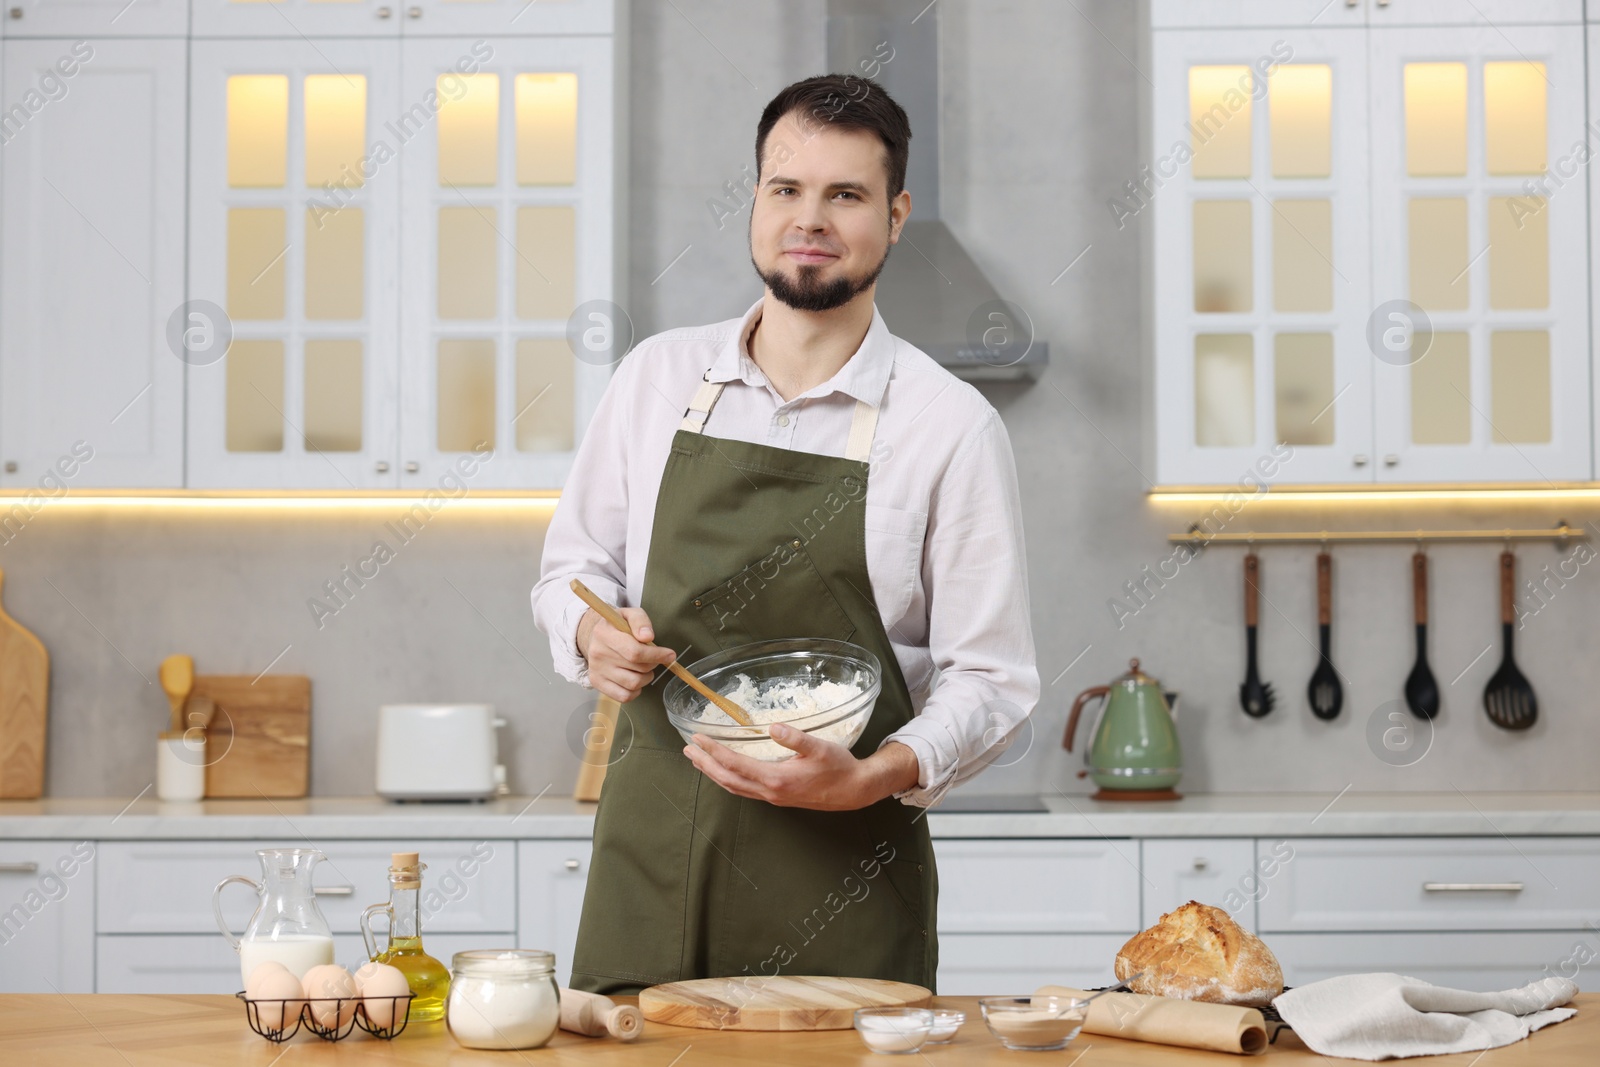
[531,298,1039,807]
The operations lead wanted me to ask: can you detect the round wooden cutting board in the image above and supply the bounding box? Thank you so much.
[640,975,932,1030]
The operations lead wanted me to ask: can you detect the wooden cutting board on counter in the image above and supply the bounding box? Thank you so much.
[198,674,310,798]
[640,976,932,1031]
[0,568,49,799]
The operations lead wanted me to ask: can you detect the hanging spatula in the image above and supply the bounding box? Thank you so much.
[1483,550,1537,730]
[1403,552,1440,720]
[1307,551,1343,720]
[1239,552,1275,717]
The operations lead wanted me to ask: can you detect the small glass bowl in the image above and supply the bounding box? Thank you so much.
[926,1007,966,1043]
[853,1007,934,1055]
[663,639,882,762]
[978,996,1088,1051]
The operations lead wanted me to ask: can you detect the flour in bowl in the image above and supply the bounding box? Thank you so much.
[697,674,866,759]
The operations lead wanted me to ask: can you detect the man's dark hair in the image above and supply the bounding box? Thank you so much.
[754,74,912,203]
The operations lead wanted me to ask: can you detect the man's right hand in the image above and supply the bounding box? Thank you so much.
[576,606,677,703]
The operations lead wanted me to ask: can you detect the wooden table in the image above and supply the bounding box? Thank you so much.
[0,993,1592,1064]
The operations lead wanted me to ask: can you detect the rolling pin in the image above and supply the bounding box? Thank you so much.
[560,988,643,1041]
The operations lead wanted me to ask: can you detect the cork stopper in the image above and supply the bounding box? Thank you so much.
[389,851,423,890]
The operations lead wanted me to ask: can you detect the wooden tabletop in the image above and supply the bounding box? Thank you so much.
[0,992,1592,1064]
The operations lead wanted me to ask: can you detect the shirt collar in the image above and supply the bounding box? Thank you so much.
[705,297,895,408]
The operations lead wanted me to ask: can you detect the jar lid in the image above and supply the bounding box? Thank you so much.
[451,949,555,977]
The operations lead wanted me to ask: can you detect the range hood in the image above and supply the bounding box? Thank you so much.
[826,0,1047,381]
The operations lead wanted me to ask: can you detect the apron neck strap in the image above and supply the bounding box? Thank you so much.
[678,377,879,464]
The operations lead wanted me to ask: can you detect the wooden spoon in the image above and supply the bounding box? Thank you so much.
[159,655,194,734]
[568,580,755,728]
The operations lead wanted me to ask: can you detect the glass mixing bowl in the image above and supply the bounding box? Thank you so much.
[663,638,882,761]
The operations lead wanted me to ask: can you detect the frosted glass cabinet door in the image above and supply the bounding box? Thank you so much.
[398,35,614,490]
[5,0,187,35]
[1369,27,1589,482]
[192,0,403,38]
[0,39,186,489]
[1150,27,1372,486]
[187,39,401,489]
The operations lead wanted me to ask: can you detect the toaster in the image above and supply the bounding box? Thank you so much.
[376,704,507,802]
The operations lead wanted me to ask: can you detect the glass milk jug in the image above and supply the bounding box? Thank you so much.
[213,848,336,985]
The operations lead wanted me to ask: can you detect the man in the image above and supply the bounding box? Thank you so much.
[532,73,1037,995]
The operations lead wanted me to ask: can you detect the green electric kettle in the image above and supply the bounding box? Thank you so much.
[1062,658,1182,800]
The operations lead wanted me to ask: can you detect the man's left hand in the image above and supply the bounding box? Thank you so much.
[682,727,920,811]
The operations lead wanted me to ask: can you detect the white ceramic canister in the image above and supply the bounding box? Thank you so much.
[445,950,560,1050]
[156,732,206,802]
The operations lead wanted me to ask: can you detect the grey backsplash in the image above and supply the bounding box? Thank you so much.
[21,1,1600,797]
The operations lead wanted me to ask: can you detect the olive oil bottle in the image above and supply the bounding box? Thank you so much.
[361,852,451,1021]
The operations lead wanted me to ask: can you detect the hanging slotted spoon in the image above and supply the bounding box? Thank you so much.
[1483,550,1537,730]
[1307,551,1343,721]
[1403,551,1440,720]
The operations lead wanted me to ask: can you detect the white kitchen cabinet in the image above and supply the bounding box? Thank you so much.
[96,931,508,994]
[937,934,1128,996]
[1140,838,1259,932]
[1148,1,1368,30]
[396,34,615,490]
[934,839,1141,934]
[1258,837,1600,932]
[5,0,188,36]
[1270,931,1584,990]
[517,840,592,988]
[1150,26,1375,485]
[1149,13,1592,486]
[192,0,402,39]
[99,840,516,935]
[1371,1,1583,26]
[0,38,187,489]
[1369,25,1589,482]
[0,842,96,994]
[186,38,403,489]
[403,0,615,36]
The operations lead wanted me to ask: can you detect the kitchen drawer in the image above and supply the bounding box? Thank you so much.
[1141,838,1259,932]
[97,840,515,934]
[933,839,1140,933]
[1269,931,1588,991]
[936,933,1128,995]
[96,932,513,994]
[0,841,96,993]
[1260,838,1600,932]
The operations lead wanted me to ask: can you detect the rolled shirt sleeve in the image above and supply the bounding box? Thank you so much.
[530,354,638,688]
[878,409,1039,807]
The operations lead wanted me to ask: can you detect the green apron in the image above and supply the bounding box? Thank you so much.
[568,372,939,996]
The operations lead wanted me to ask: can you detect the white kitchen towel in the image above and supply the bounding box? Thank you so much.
[1272,973,1577,1061]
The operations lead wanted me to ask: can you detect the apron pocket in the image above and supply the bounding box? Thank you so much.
[691,537,856,650]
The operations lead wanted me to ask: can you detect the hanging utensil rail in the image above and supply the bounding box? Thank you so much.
[1168,525,1587,546]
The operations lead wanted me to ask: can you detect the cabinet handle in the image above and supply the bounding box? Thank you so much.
[1192,858,1208,871]
[564,859,580,871]
[3,461,15,473]
[1384,454,1399,467]
[408,5,422,16]
[376,5,391,16]
[315,885,356,896]
[1352,454,1369,467]
[1422,882,1523,892]
[375,460,390,473]
[0,862,39,874]
[405,461,420,473]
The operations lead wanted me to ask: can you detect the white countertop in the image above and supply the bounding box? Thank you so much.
[3,791,1600,839]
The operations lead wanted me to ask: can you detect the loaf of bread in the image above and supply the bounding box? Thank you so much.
[1114,900,1283,1007]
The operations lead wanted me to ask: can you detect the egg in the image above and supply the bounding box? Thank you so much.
[301,963,359,1029]
[354,961,411,1031]
[244,961,305,1032]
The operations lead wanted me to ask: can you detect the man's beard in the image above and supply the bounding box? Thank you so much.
[753,242,892,313]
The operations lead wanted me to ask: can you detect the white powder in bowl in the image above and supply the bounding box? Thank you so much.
[696,674,865,760]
